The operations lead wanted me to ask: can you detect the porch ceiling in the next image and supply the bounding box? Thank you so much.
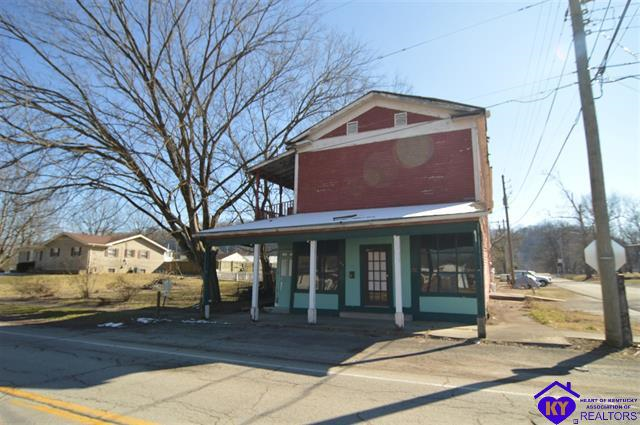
[196,201,488,245]
[248,150,295,189]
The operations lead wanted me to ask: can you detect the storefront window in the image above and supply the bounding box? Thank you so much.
[418,233,476,295]
[294,240,343,292]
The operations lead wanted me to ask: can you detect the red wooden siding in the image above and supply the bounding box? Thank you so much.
[297,129,475,213]
[319,107,438,139]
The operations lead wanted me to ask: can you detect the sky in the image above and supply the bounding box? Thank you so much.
[316,0,640,229]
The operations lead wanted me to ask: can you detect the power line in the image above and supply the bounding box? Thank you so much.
[368,0,551,64]
[512,40,574,202]
[513,109,582,225]
[596,0,633,78]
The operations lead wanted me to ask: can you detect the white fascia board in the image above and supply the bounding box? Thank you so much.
[304,96,453,142]
[298,116,478,153]
[198,211,487,240]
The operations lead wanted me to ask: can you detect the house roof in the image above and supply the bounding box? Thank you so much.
[45,232,168,252]
[219,252,277,263]
[288,90,485,144]
[248,91,486,183]
[197,201,487,242]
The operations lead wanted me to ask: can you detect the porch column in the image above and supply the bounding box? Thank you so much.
[251,243,260,321]
[393,235,404,329]
[308,240,317,324]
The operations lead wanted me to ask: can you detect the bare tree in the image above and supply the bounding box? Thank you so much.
[0,165,58,269]
[68,193,126,235]
[0,0,374,301]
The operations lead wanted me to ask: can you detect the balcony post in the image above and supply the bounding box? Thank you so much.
[254,173,260,220]
[279,185,283,216]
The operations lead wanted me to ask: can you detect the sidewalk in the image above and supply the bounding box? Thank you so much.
[215,309,640,348]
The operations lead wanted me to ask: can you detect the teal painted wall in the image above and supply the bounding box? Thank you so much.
[419,296,478,315]
[293,292,339,310]
[344,236,411,308]
[275,242,292,311]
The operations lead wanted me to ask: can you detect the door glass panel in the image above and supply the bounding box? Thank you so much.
[364,248,390,306]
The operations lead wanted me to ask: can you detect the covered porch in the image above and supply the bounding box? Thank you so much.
[196,202,489,336]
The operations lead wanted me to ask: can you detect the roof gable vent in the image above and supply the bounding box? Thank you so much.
[346,121,358,135]
[394,112,407,127]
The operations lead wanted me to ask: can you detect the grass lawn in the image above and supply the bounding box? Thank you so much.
[526,285,640,335]
[0,273,253,323]
[564,273,640,285]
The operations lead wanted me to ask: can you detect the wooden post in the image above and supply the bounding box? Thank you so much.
[393,235,404,329]
[308,240,317,324]
[569,0,632,347]
[251,244,260,321]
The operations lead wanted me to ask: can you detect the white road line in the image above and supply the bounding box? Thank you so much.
[0,328,530,398]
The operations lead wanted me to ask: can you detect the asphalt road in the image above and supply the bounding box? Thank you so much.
[553,279,640,321]
[0,322,638,424]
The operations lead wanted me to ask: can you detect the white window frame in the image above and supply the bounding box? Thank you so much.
[105,248,118,257]
[394,111,407,127]
[346,121,358,135]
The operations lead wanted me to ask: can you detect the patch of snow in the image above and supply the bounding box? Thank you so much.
[135,317,172,324]
[97,322,124,328]
[181,319,231,325]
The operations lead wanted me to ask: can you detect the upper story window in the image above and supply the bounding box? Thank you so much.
[394,112,407,127]
[50,247,60,257]
[125,249,136,258]
[105,247,119,257]
[138,250,150,259]
[346,121,358,135]
[71,246,82,257]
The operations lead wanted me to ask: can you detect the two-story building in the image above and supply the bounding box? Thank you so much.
[197,91,493,332]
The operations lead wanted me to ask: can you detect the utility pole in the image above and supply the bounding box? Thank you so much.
[502,175,516,286]
[568,0,633,347]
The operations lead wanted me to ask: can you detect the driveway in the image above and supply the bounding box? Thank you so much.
[553,278,640,321]
[1,318,639,424]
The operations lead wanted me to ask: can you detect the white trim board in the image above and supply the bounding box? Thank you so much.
[297,116,477,153]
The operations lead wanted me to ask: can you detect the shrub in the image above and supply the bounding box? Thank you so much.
[73,273,96,299]
[107,276,140,302]
[11,280,53,298]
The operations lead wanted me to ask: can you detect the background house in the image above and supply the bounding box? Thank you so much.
[218,252,277,273]
[17,232,169,274]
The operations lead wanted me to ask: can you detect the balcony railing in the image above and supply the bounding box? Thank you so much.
[256,200,294,220]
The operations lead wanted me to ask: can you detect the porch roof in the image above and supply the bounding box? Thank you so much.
[248,150,295,189]
[197,201,487,244]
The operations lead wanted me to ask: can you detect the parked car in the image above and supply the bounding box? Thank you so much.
[515,269,552,287]
[513,270,540,289]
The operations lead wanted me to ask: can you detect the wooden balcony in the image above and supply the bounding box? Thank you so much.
[256,200,294,220]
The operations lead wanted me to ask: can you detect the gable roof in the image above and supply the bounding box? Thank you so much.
[533,381,580,399]
[288,90,485,145]
[45,232,168,252]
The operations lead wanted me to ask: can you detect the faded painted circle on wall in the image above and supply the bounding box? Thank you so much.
[362,151,397,188]
[395,135,434,168]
